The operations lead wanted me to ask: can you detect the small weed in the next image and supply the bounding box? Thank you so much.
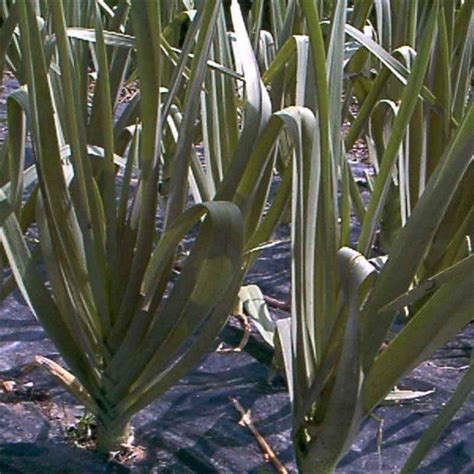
[65,413,97,449]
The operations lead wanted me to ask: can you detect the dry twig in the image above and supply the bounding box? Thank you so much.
[217,313,251,353]
[263,295,290,312]
[230,397,288,474]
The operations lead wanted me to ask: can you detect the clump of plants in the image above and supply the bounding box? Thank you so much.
[0,0,472,471]
[1,0,245,452]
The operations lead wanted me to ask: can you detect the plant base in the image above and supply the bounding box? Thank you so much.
[95,419,133,453]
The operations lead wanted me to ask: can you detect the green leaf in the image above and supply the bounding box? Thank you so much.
[238,285,275,347]
[364,261,474,413]
[345,24,437,106]
[361,102,474,370]
[300,248,376,473]
[357,2,439,255]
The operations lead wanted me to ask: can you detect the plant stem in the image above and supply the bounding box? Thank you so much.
[95,417,132,453]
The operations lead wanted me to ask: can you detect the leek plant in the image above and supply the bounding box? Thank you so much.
[0,0,317,452]
[66,0,321,273]
[0,1,18,79]
[0,86,39,300]
[273,0,474,471]
[357,0,473,258]
[0,1,32,300]
[0,0,133,301]
[0,0,247,452]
